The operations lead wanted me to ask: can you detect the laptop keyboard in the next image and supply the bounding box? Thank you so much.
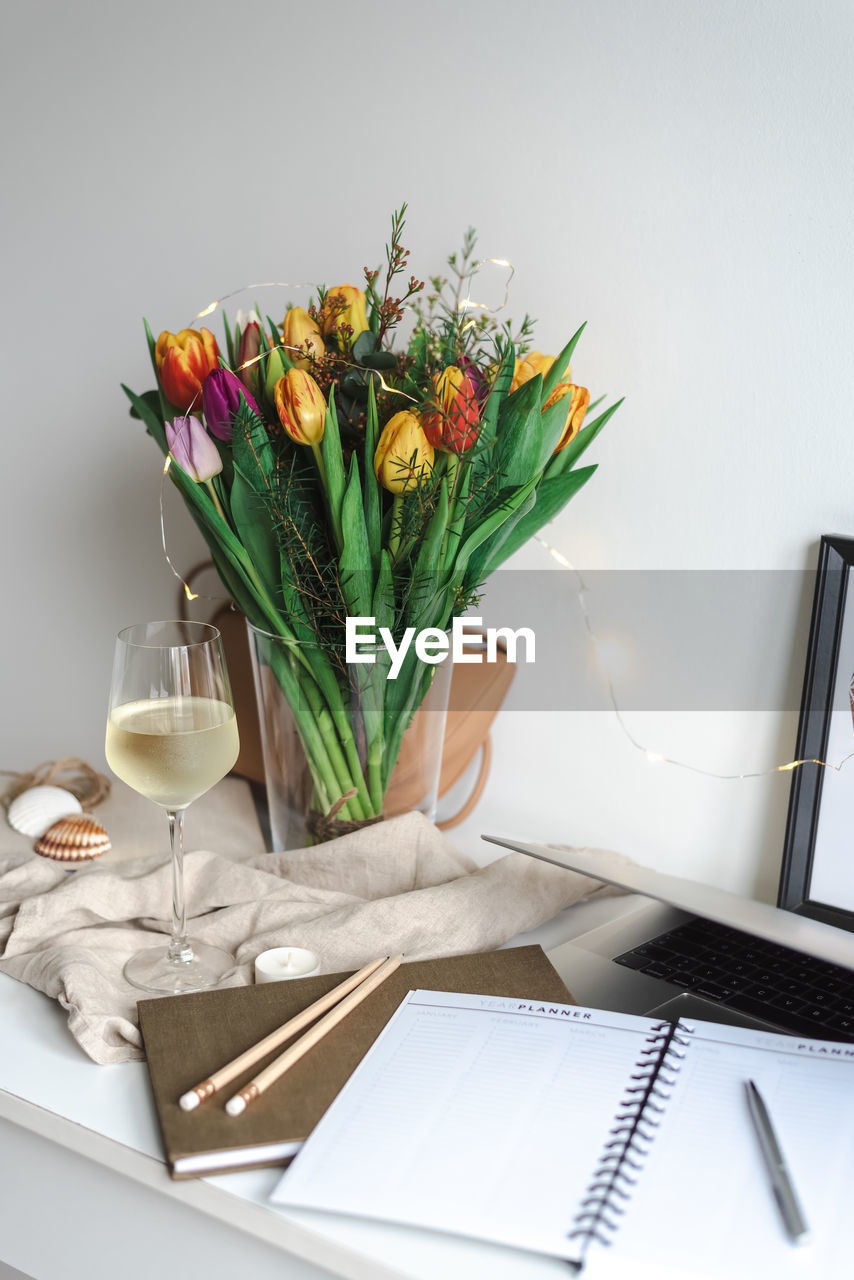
[614,917,854,1041]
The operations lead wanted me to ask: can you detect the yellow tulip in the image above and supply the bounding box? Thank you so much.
[374,411,434,493]
[282,307,325,370]
[510,350,558,394]
[319,284,369,348]
[273,369,327,445]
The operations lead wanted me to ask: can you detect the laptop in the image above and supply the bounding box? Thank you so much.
[482,837,854,1039]
[482,536,854,1040]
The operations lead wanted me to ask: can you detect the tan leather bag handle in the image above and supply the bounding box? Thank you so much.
[436,737,492,830]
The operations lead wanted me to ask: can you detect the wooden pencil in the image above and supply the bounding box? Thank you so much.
[224,953,404,1116]
[178,955,388,1111]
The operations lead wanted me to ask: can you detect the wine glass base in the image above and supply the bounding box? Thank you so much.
[123,940,236,994]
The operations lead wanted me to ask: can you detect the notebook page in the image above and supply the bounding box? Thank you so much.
[611,1020,854,1279]
[271,990,661,1261]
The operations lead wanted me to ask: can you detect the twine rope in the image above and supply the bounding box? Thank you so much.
[0,758,111,812]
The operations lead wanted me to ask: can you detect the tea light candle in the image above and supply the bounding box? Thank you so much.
[254,947,321,983]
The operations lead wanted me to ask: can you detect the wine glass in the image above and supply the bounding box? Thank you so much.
[105,620,240,993]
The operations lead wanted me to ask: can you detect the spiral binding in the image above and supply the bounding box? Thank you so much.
[568,1020,695,1255]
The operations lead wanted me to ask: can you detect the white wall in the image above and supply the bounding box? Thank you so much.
[2,0,852,898]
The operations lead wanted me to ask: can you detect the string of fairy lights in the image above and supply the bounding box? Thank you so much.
[530,532,853,781]
[154,264,850,785]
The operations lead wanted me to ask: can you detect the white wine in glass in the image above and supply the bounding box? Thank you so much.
[105,621,239,993]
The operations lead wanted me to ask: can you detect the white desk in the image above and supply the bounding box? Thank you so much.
[0,781,648,1280]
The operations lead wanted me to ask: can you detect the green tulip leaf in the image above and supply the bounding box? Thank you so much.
[450,476,538,582]
[542,323,587,400]
[372,550,395,633]
[359,549,395,757]
[163,455,285,633]
[363,381,383,574]
[464,485,538,585]
[339,454,374,619]
[222,309,236,368]
[142,318,161,384]
[205,545,263,626]
[321,387,346,548]
[486,465,598,573]
[231,402,275,491]
[414,477,449,582]
[475,341,515,454]
[122,383,167,454]
[230,466,281,602]
[127,386,164,426]
[494,376,545,486]
[536,391,581,464]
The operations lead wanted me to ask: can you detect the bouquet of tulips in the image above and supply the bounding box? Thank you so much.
[123,208,620,840]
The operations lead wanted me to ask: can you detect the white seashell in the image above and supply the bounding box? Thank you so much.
[8,785,83,837]
[34,814,111,862]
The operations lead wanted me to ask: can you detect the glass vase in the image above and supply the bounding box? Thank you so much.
[247,622,452,850]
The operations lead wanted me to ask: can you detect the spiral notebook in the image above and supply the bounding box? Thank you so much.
[271,991,854,1278]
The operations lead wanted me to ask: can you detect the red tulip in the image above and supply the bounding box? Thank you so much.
[421,365,481,454]
[237,320,262,399]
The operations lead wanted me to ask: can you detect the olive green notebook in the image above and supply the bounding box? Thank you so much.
[138,945,574,1179]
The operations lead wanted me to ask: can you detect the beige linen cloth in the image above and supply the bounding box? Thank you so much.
[0,809,621,1065]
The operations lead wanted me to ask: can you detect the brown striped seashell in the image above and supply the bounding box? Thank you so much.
[34,814,111,862]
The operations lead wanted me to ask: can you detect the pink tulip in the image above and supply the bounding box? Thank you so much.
[165,415,222,482]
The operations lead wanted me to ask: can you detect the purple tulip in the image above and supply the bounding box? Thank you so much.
[165,415,222,482]
[457,354,489,407]
[201,367,260,441]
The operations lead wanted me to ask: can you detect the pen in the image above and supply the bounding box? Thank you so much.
[744,1079,810,1245]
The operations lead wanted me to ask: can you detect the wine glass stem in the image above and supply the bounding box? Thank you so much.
[166,808,192,964]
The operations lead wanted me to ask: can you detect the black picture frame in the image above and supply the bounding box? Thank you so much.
[779,535,854,932]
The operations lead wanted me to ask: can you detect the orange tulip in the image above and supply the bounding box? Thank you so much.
[510,350,557,394]
[319,284,369,348]
[374,411,434,494]
[282,307,325,370]
[273,369,326,445]
[548,383,590,452]
[155,327,220,411]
